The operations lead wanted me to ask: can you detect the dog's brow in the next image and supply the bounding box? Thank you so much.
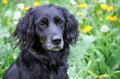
[54,16,65,21]
[41,17,48,22]
[35,16,48,24]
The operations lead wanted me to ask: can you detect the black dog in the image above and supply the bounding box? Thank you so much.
[3,4,78,79]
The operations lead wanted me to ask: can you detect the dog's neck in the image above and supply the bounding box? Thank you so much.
[28,48,50,64]
[28,47,68,68]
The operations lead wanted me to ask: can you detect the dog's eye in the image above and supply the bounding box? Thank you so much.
[55,17,63,25]
[57,20,63,25]
[38,22,46,28]
[38,18,48,28]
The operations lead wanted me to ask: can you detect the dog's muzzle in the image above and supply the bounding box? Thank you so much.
[44,35,64,51]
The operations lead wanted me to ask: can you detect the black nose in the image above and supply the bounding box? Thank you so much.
[52,35,62,45]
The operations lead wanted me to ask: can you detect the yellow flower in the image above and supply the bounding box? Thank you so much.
[24,6,31,11]
[47,0,50,3]
[106,16,112,20]
[77,12,83,16]
[96,9,101,14]
[83,25,92,33]
[100,4,108,10]
[93,0,97,3]
[112,16,118,21]
[2,0,8,5]
[106,15,118,22]
[33,1,40,7]
[79,3,87,8]
[107,6,114,12]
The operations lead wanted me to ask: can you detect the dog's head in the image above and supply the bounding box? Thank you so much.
[12,4,78,51]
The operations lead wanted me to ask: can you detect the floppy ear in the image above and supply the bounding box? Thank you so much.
[11,8,35,48]
[62,8,79,45]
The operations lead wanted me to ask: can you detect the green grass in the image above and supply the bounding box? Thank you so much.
[0,0,120,79]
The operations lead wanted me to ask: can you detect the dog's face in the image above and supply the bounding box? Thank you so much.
[35,6,65,51]
[12,4,78,51]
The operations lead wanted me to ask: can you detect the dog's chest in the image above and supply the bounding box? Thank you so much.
[25,62,68,79]
[21,50,69,79]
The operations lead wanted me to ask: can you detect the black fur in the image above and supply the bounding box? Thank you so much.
[3,4,78,79]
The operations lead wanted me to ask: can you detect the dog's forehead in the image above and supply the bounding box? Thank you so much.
[35,6,63,17]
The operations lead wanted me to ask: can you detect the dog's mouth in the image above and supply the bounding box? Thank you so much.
[39,35,64,51]
[42,39,64,51]
[44,42,64,51]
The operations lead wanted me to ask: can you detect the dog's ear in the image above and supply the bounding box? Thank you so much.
[11,8,35,48]
[62,8,79,45]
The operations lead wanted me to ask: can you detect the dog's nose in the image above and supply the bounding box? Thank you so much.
[52,35,62,45]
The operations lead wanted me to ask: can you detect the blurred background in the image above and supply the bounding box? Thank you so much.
[0,0,120,79]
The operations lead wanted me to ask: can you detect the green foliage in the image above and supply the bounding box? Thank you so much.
[0,0,120,79]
